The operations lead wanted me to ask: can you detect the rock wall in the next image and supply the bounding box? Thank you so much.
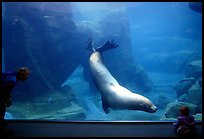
[3,2,153,102]
[3,2,90,99]
[164,59,202,118]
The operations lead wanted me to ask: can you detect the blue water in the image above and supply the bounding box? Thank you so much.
[2,2,202,121]
[126,2,202,70]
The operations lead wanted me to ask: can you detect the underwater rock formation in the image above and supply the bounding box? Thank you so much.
[188,2,202,13]
[174,77,196,97]
[164,101,199,118]
[173,59,202,113]
[101,11,153,93]
[7,91,86,120]
[27,102,86,120]
[186,60,202,79]
[155,95,170,109]
[178,82,202,112]
[3,2,90,99]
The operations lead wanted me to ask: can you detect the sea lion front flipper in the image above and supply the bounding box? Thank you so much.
[102,98,110,114]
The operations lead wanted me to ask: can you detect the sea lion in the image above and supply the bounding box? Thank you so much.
[85,38,157,114]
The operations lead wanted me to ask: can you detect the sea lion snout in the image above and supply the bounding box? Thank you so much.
[148,105,157,113]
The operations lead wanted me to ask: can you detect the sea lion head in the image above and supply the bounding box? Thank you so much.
[144,102,157,113]
[136,96,157,113]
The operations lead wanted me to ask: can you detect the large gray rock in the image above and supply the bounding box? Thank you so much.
[155,94,170,109]
[164,101,199,118]
[174,77,196,97]
[7,91,86,120]
[186,60,202,79]
[26,102,86,120]
[178,82,202,112]
[3,2,90,99]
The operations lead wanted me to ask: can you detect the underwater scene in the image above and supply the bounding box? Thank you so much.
[2,2,202,121]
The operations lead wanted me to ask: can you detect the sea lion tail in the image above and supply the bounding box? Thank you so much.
[84,38,118,53]
[96,39,118,53]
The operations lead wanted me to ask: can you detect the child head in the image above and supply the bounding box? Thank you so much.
[179,106,190,116]
[17,67,30,81]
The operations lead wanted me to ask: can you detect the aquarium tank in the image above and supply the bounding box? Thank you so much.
[2,2,202,121]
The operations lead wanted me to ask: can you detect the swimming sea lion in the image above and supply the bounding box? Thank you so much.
[85,38,157,114]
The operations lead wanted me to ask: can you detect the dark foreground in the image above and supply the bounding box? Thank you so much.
[1,120,202,137]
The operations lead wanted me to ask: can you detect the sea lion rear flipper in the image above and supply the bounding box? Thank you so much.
[102,98,110,114]
[84,37,95,52]
[84,38,118,53]
[96,40,118,53]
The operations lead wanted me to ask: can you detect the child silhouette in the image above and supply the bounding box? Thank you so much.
[173,106,197,137]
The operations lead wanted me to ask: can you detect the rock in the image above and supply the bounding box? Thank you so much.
[164,101,198,118]
[198,76,202,88]
[193,113,202,121]
[178,82,202,112]
[5,111,26,119]
[27,102,86,120]
[7,100,86,120]
[186,60,202,79]
[132,64,153,93]
[7,89,86,120]
[155,94,170,109]
[188,2,202,13]
[174,77,196,97]
[141,50,197,73]
[3,2,90,99]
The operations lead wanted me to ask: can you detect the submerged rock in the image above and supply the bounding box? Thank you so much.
[174,77,196,97]
[178,82,202,112]
[186,60,202,79]
[155,94,170,109]
[7,100,86,120]
[188,2,202,13]
[164,101,198,118]
[27,102,86,120]
[3,2,90,99]
[173,59,202,114]
[5,111,26,119]
[7,89,86,120]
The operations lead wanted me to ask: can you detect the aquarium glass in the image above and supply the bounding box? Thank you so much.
[2,2,202,121]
